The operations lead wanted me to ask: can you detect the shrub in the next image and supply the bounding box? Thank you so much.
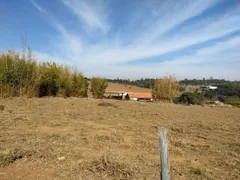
[218,95,226,102]
[204,89,217,99]
[0,49,88,98]
[179,86,186,92]
[179,92,203,105]
[90,77,108,98]
[0,105,4,111]
[69,72,89,97]
[224,96,240,107]
[190,167,204,175]
[152,75,179,103]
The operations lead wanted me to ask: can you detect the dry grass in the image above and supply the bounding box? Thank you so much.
[0,105,4,111]
[98,102,119,108]
[189,167,204,176]
[152,75,178,102]
[84,154,135,179]
[0,97,240,179]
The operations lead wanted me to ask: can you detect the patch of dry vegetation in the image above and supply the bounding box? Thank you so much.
[91,77,108,98]
[0,98,239,180]
[98,101,119,108]
[84,154,135,179]
[152,75,179,103]
[0,104,4,111]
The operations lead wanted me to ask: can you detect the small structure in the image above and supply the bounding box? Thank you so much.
[127,92,153,101]
[105,91,129,100]
[200,85,217,90]
[105,91,152,101]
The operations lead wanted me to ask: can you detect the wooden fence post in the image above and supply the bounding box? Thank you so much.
[158,127,170,180]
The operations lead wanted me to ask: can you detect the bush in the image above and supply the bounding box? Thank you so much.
[152,75,179,103]
[90,77,108,98]
[0,49,88,98]
[204,89,217,99]
[179,92,203,105]
[224,96,240,107]
[218,95,226,102]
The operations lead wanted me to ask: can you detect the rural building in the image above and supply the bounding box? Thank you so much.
[105,91,153,101]
[105,91,129,100]
[200,85,218,90]
[127,92,153,101]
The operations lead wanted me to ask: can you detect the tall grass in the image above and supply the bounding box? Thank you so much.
[0,49,88,98]
[90,77,108,98]
[152,75,179,103]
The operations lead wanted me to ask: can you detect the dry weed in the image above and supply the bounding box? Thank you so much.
[0,104,4,111]
[85,154,136,179]
[98,102,118,108]
[0,149,31,167]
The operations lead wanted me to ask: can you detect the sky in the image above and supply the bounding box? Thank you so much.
[0,0,240,80]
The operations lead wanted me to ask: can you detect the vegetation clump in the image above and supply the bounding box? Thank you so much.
[98,101,118,108]
[152,75,179,103]
[190,167,204,176]
[85,154,134,179]
[90,77,108,98]
[0,149,27,167]
[0,49,88,98]
[179,91,203,105]
[0,105,4,111]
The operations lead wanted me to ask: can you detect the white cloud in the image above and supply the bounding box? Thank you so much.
[33,51,70,65]
[30,0,240,80]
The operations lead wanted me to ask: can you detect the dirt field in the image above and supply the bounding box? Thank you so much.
[0,98,239,180]
[106,83,151,93]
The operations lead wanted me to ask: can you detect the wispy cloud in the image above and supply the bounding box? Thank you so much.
[30,0,240,80]
[137,0,223,43]
[30,0,84,62]
[63,0,110,33]
[77,36,240,79]
[30,0,49,15]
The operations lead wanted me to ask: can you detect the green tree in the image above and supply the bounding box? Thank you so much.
[179,92,203,105]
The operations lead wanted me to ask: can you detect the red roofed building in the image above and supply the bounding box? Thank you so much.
[127,92,153,101]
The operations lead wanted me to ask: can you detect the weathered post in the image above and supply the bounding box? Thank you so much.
[158,127,170,180]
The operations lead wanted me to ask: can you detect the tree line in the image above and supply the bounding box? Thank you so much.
[107,78,155,89]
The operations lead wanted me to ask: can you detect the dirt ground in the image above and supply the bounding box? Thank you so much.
[0,97,239,180]
[106,83,151,93]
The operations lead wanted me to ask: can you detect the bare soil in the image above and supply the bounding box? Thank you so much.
[106,83,151,93]
[0,97,239,180]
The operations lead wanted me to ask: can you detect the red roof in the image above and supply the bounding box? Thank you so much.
[128,93,152,99]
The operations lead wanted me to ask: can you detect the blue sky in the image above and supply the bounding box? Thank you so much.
[0,0,240,80]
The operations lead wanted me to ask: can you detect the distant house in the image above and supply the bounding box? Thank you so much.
[127,92,153,101]
[105,91,153,101]
[105,91,129,100]
[200,85,218,90]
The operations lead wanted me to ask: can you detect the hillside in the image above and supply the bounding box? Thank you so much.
[106,83,151,93]
[0,98,239,179]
